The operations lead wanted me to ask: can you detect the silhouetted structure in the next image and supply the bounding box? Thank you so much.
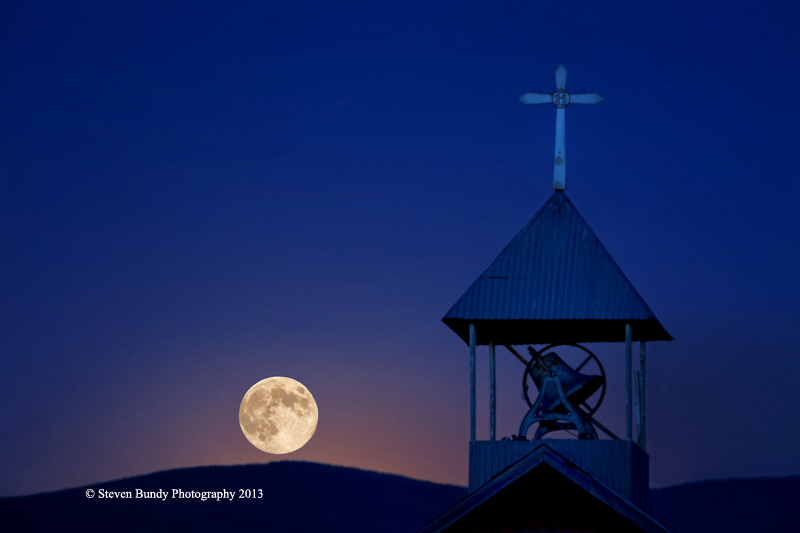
[422,65,673,532]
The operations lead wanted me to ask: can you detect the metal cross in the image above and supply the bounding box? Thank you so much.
[520,65,603,190]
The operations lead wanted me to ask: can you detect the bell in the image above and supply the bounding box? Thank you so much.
[529,352,603,414]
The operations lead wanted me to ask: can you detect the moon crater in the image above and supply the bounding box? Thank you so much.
[239,377,318,454]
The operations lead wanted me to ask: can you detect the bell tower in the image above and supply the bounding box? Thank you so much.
[441,65,672,510]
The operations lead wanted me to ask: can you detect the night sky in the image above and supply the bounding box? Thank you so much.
[2,1,799,498]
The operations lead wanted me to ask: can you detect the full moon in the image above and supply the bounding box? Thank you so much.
[239,377,318,454]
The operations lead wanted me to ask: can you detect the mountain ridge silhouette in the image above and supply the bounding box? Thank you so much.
[2,461,798,532]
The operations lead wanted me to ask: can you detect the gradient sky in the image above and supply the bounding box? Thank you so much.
[2,0,799,497]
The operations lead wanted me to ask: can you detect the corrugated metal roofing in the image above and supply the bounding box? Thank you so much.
[443,191,672,345]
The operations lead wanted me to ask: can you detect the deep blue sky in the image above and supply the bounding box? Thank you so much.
[2,0,799,497]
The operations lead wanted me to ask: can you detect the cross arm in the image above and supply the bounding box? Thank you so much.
[569,93,604,105]
[519,93,553,105]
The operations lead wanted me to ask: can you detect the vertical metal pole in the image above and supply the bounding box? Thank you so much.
[638,341,647,451]
[625,323,632,441]
[554,107,566,190]
[634,370,640,444]
[489,342,496,441]
[469,323,476,442]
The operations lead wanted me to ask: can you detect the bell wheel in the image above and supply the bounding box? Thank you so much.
[522,343,606,420]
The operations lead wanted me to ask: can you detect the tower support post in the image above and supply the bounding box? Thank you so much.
[625,323,632,440]
[470,323,476,442]
[638,341,646,450]
[489,342,496,441]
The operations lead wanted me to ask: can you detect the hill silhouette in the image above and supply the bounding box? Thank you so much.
[0,462,465,533]
[1,462,798,532]
[649,476,800,533]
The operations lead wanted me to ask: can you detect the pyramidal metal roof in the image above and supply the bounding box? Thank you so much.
[443,191,672,345]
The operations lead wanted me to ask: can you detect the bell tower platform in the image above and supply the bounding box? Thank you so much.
[469,439,649,510]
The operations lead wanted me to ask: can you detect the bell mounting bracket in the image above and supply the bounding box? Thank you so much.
[518,343,607,440]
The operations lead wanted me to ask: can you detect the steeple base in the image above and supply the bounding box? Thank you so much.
[469,439,649,511]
